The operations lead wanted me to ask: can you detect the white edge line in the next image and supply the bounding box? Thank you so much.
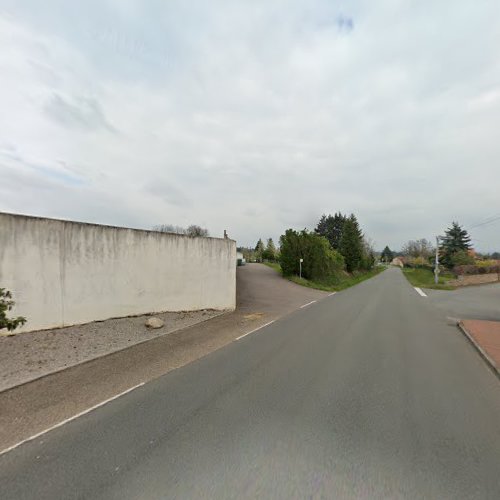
[300,300,317,308]
[0,382,145,457]
[414,287,427,297]
[235,320,275,341]
[328,292,337,296]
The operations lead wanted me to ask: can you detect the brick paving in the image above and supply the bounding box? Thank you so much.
[460,319,500,375]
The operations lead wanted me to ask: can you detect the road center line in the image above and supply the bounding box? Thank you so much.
[0,382,145,457]
[328,292,337,296]
[414,287,427,297]
[236,320,275,341]
[300,300,317,308]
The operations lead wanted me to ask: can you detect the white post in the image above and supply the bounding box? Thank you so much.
[435,236,440,284]
[299,258,303,279]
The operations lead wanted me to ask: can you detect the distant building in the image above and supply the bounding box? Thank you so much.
[391,257,404,268]
[236,251,246,266]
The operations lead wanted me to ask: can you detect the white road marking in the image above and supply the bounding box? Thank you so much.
[328,292,337,297]
[235,320,275,341]
[414,287,427,297]
[0,382,145,457]
[300,300,317,308]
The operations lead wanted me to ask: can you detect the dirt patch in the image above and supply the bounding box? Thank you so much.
[0,309,223,392]
[242,312,265,321]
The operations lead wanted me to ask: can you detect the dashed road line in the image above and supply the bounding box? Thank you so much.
[328,292,337,297]
[414,287,427,297]
[300,300,317,308]
[0,382,145,457]
[235,320,275,341]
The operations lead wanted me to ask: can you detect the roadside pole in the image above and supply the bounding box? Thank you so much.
[299,258,303,279]
[435,236,440,284]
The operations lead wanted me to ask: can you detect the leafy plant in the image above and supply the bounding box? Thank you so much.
[279,229,344,281]
[0,288,26,332]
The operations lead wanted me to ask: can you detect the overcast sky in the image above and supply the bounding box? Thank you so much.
[1,1,499,251]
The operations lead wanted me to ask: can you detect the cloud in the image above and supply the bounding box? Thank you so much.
[0,1,500,251]
[336,15,354,33]
[44,92,116,132]
[144,179,191,208]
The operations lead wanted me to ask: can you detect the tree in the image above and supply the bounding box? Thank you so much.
[440,222,472,269]
[263,238,277,261]
[315,213,346,250]
[279,229,344,281]
[380,246,394,263]
[186,225,209,237]
[401,238,433,259]
[152,224,209,237]
[0,288,26,332]
[254,238,265,262]
[152,224,186,234]
[339,214,363,273]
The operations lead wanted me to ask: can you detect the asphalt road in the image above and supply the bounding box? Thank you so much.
[1,267,500,499]
[425,282,500,321]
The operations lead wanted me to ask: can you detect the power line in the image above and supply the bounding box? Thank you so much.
[469,214,500,230]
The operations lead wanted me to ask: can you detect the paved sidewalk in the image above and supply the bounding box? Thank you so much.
[459,320,500,376]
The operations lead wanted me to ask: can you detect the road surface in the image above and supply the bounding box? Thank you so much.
[425,281,500,321]
[1,267,500,499]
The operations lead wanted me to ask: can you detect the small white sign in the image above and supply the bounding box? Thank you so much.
[299,258,304,263]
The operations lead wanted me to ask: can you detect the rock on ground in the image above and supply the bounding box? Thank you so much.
[145,317,164,329]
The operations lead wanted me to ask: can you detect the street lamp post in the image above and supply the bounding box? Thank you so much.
[299,258,303,279]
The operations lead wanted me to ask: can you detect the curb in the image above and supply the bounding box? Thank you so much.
[457,321,500,379]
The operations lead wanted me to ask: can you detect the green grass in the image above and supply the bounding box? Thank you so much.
[263,262,386,292]
[402,267,456,290]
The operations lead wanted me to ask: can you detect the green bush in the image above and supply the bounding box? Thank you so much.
[0,288,26,332]
[279,229,344,282]
[449,250,475,267]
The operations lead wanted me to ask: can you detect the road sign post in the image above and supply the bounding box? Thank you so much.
[299,258,303,279]
[434,236,440,284]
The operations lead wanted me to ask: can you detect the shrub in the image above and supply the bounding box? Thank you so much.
[449,250,475,267]
[454,264,500,275]
[279,229,344,282]
[0,288,27,332]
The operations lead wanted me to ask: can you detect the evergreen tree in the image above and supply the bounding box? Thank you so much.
[380,246,394,263]
[263,238,277,261]
[254,238,265,262]
[339,214,363,272]
[315,212,346,250]
[440,222,472,269]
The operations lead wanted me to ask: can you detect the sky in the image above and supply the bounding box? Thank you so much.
[1,0,499,251]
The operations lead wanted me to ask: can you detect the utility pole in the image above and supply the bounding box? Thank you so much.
[299,258,303,279]
[434,236,440,284]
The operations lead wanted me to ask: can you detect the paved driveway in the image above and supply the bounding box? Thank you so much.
[425,282,500,321]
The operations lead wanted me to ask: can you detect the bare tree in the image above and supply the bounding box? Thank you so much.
[186,225,209,237]
[401,238,434,258]
[152,224,187,234]
[152,224,209,237]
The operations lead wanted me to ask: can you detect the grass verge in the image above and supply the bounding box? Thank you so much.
[402,267,456,290]
[263,262,386,292]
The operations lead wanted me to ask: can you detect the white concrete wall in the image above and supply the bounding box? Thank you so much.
[0,212,236,332]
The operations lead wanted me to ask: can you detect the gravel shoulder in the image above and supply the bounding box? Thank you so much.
[0,309,223,392]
